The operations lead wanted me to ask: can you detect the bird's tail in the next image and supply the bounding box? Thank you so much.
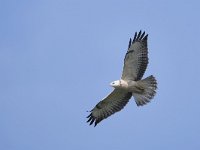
[133,75,157,106]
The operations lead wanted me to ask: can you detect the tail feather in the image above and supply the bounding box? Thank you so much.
[133,75,157,106]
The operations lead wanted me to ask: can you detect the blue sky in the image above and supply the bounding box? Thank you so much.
[0,0,200,149]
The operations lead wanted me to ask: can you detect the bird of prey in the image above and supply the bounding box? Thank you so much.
[87,31,157,127]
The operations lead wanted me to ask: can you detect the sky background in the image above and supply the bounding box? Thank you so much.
[0,0,200,150]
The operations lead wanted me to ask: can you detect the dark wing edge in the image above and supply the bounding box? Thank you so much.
[128,30,148,49]
[86,90,132,127]
[124,30,148,81]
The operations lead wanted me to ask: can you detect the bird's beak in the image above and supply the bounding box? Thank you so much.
[110,82,115,87]
[110,82,113,87]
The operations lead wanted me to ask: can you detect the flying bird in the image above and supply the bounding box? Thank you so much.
[87,31,157,127]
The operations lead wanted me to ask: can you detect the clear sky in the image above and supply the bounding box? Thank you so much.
[1,0,200,150]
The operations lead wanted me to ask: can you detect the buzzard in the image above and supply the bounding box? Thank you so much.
[87,31,157,126]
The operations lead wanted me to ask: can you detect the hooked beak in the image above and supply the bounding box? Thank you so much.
[110,82,114,87]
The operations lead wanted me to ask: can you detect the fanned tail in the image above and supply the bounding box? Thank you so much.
[133,75,157,106]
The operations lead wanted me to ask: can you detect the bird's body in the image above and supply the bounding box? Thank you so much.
[87,31,157,126]
[111,79,141,92]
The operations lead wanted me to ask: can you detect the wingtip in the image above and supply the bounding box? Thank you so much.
[136,30,142,40]
[132,30,148,42]
[86,113,93,118]
[133,32,137,42]
[89,118,95,125]
[138,30,142,35]
[128,38,132,48]
[94,122,97,127]
[140,31,145,39]
[144,34,148,40]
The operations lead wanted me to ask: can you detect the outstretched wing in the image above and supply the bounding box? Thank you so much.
[87,89,132,127]
[121,31,148,81]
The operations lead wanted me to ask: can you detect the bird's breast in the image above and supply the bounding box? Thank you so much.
[120,80,129,89]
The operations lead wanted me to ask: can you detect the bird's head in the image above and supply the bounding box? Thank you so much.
[110,80,121,88]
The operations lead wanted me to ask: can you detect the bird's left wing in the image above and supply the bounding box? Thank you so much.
[121,31,148,81]
[87,89,132,127]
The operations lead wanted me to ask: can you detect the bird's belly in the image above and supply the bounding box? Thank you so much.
[128,81,144,93]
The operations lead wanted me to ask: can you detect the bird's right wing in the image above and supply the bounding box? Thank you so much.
[87,89,132,127]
